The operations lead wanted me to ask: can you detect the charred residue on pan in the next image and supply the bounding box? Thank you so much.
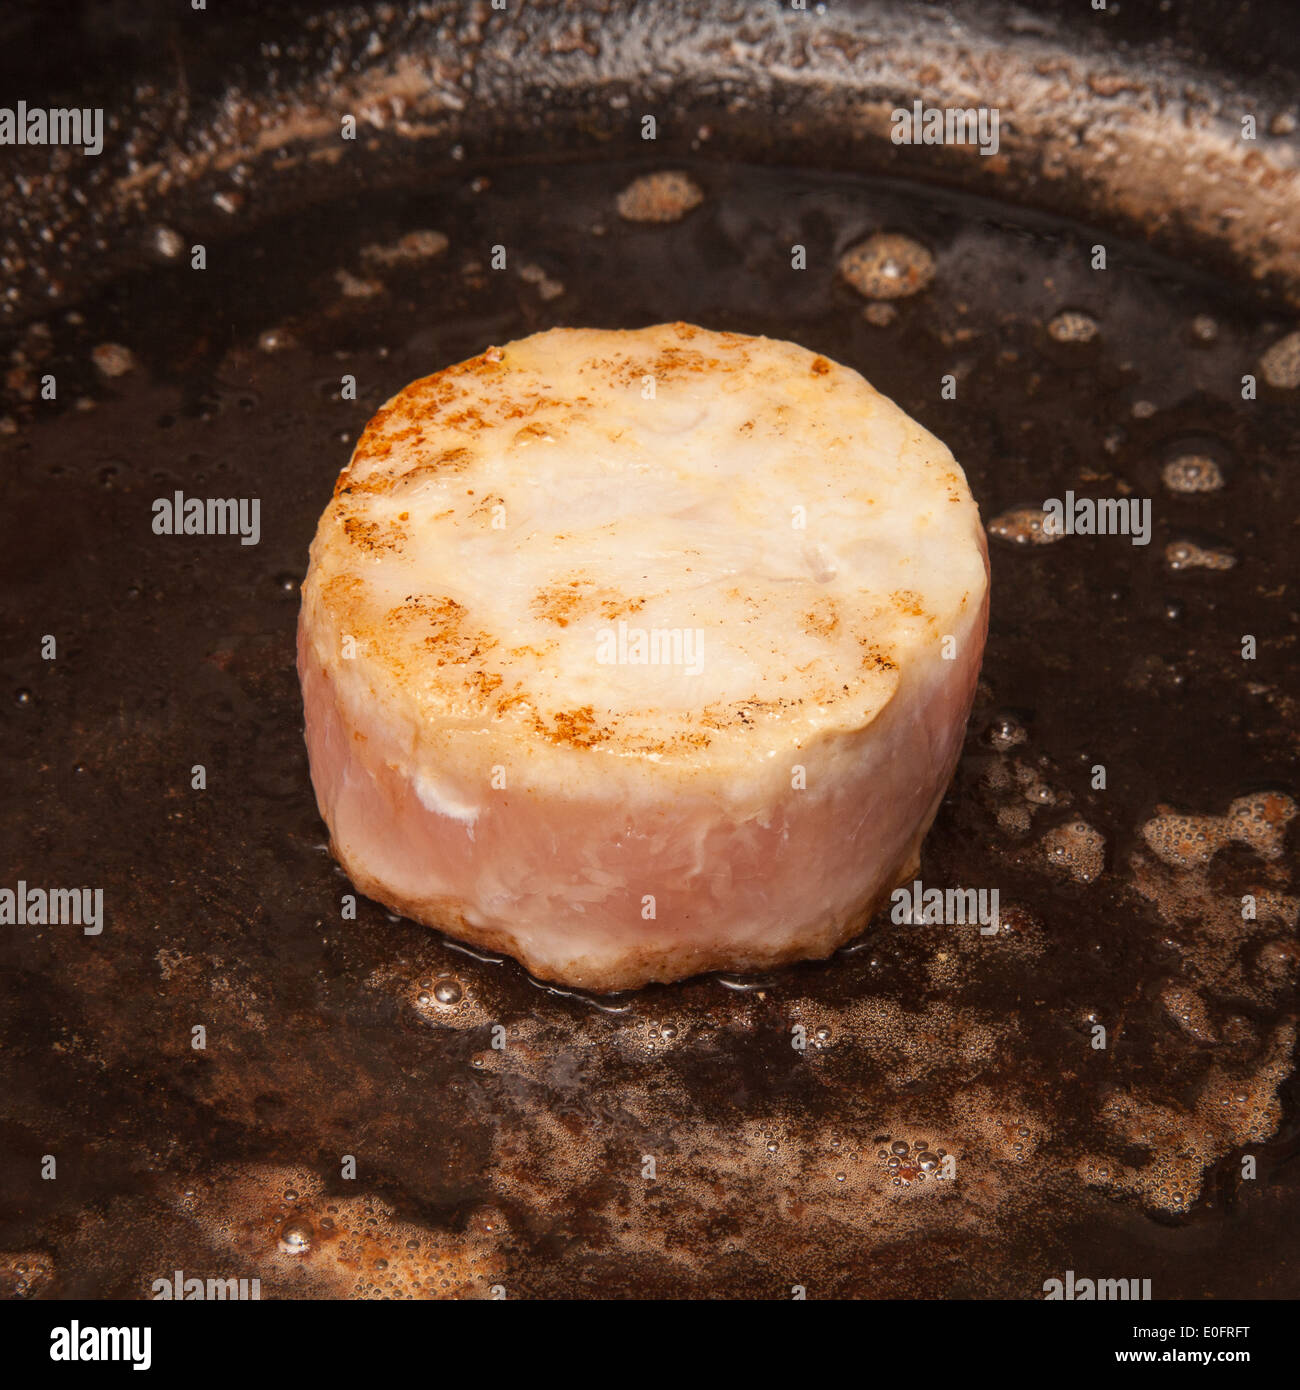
[1,130,1299,1299]
[2,0,1300,323]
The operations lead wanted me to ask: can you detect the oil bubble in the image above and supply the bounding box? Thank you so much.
[1162,453,1224,494]
[615,171,703,223]
[1259,331,1300,389]
[986,713,1028,751]
[987,505,1063,547]
[278,1219,314,1254]
[1047,309,1099,343]
[1164,540,1235,571]
[1040,821,1105,883]
[433,978,463,1006]
[839,232,935,300]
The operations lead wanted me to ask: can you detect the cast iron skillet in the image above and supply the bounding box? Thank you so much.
[0,0,1297,1300]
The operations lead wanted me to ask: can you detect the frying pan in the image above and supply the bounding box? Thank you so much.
[1,0,1298,1302]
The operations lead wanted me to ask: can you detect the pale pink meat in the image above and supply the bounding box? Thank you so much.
[298,324,989,990]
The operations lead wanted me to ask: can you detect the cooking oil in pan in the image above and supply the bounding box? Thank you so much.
[0,157,1297,1299]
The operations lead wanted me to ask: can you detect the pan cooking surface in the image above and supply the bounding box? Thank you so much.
[1,156,1298,1298]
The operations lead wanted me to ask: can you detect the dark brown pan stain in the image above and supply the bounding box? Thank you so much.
[0,1,1297,1299]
